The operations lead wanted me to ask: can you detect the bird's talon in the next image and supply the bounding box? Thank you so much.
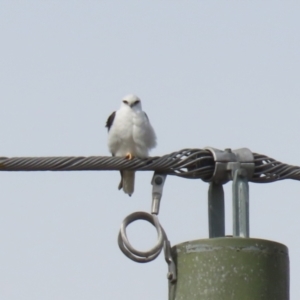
[125,153,133,160]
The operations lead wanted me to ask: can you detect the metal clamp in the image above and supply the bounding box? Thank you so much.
[204,147,254,184]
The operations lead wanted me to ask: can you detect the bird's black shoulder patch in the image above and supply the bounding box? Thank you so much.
[105,111,116,132]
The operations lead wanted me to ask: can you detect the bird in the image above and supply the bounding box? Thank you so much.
[105,94,157,196]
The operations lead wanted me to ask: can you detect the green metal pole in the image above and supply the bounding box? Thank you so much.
[169,237,289,300]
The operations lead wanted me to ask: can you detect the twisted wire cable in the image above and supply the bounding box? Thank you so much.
[0,149,299,183]
[252,153,300,183]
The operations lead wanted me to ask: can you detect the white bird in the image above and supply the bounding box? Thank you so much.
[106,94,157,196]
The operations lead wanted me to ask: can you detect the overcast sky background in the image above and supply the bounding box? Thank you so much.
[0,1,299,299]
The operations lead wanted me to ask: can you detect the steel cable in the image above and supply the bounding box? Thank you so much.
[0,149,299,183]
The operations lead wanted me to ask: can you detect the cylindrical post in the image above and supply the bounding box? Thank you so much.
[169,238,289,300]
[232,168,249,237]
[208,182,225,238]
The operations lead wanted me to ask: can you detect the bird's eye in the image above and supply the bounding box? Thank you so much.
[134,100,140,105]
[123,100,128,104]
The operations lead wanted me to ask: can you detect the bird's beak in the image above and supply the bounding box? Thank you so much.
[129,103,134,108]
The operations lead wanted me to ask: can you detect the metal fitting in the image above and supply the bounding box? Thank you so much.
[151,173,167,215]
[204,147,254,184]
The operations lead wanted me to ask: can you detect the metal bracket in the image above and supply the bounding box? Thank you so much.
[151,173,167,215]
[204,147,255,184]
[204,147,254,238]
[208,182,225,238]
[232,168,250,237]
[164,239,177,283]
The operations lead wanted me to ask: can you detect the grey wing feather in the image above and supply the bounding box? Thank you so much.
[105,111,116,132]
[118,170,123,190]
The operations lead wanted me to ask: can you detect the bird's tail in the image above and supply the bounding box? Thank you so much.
[118,170,135,196]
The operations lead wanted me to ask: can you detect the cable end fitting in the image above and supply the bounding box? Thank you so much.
[151,173,167,215]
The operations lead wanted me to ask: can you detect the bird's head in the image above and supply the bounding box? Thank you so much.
[121,94,142,110]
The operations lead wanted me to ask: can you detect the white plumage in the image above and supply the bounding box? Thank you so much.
[106,94,157,196]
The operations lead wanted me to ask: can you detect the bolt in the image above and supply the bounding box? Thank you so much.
[154,176,163,185]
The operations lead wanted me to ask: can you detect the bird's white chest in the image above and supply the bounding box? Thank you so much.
[114,109,143,137]
[108,108,149,157]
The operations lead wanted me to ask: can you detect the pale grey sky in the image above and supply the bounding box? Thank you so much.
[0,1,299,299]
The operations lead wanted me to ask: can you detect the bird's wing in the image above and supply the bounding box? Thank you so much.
[105,111,116,132]
[141,112,157,150]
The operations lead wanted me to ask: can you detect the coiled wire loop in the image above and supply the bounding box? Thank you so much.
[118,211,166,263]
